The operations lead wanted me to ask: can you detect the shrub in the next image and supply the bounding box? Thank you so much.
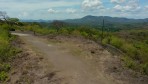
[72,30,81,36]
[0,64,11,72]
[122,56,136,69]
[110,36,124,48]
[121,44,137,59]
[92,34,99,41]
[0,71,8,81]
[141,63,148,75]
[80,31,89,38]
[102,37,111,45]
[59,28,69,35]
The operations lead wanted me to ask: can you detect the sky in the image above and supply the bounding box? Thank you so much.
[0,0,148,20]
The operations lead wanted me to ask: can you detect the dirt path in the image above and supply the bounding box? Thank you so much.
[9,32,148,84]
[11,32,118,84]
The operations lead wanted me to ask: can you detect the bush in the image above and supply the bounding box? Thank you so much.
[0,64,11,72]
[141,63,148,75]
[110,36,124,48]
[72,30,81,36]
[80,31,89,38]
[0,71,8,81]
[121,44,137,59]
[102,37,111,45]
[59,28,69,35]
[122,56,136,69]
[92,34,99,41]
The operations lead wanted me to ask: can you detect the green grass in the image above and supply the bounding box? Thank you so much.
[0,24,19,81]
[114,30,148,75]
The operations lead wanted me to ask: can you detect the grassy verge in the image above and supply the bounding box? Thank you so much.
[102,29,148,75]
[0,24,20,81]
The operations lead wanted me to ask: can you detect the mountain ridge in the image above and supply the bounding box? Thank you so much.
[62,15,148,25]
[21,15,148,23]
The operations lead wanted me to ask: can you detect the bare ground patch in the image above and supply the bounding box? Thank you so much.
[46,35,148,84]
[6,37,66,84]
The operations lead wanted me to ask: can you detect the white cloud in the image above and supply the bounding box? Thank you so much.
[47,8,58,14]
[113,0,141,12]
[82,0,103,10]
[145,5,148,9]
[114,5,122,10]
[144,6,148,13]
[114,5,134,12]
[111,0,126,4]
[22,12,28,16]
[114,5,141,12]
[18,12,29,18]
[66,8,77,14]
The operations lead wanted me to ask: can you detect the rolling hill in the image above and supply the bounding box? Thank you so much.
[63,15,148,26]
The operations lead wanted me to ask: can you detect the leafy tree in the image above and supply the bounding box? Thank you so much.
[8,18,20,27]
[52,20,66,32]
[0,11,9,24]
[8,18,19,22]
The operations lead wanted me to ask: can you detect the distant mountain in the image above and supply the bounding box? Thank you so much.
[21,15,148,24]
[62,15,148,26]
[20,15,148,30]
[21,19,51,22]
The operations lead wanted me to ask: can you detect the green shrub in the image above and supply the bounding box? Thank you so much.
[92,34,99,41]
[81,31,89,38]
[1,24,10,30]
[141,63,148,75]
[102,37,111,45]
[145,40,148,44]
[121,44,137,59]
[110,36,124,48]
[59,28,69,35]
[0,71,8,81]
[0,64,11,72]
[122,56,136,69]
[72,30,81,36]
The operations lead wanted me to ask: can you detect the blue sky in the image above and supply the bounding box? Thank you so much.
[0,0,148,20]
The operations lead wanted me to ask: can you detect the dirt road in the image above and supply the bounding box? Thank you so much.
[10,32,119,84]
[9,32,148,84]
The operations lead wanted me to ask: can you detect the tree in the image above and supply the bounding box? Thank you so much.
[52,20,66,32]
[8,18,20,26]
[0,11,20,25]
[0,11,22,31]
[0,11,9,23]
[8,18,19,22]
